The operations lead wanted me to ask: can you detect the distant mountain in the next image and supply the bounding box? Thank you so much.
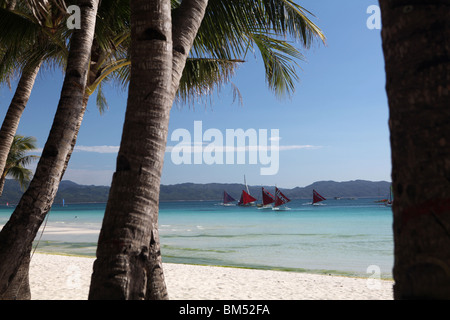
[161,180,391,201]
[283,180,391,199]
[0,179,391,204]
[1,179,110,205]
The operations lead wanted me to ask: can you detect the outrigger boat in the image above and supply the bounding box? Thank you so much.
[238,175,257,206]
[238,190,257,206]
[272,187,291,211]
[374,185,393,206]
[222,191,236,206]
[312,189,326,205]
[257,187,275,209]
[385,185,393,207]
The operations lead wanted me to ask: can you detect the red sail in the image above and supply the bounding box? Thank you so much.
[223,191,236,204]
[274,187,290,207]
[239,190,257,205]
[262,187,275,205]
[312,189,326,204]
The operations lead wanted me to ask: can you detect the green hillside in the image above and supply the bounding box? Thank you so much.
[0,179,391,204]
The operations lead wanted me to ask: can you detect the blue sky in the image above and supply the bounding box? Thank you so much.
[0,0,390,188]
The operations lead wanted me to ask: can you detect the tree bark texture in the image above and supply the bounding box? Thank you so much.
[0,243,31,300]
[379,0,450,299]
[0,62,41,188]
[89,0,208,300]
[0,0,99,299]
[0,168,9,197]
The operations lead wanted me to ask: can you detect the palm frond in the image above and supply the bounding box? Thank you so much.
[6,165,32,190]
[95,82,108,114]
[250,32,304,97]
[26,0,67,26]
[0,1,71,83]
[0,47,21,87]
[4,135,39,190]
[0,7,41,53]
[190,0,325,98]
[176,57,244,106]
[94,0,130,52]
[258,0,325,46]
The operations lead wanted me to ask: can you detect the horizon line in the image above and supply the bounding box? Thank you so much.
[19,178,391,189]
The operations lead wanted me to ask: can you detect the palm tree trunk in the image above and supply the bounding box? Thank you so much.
[379,1,450,299]
[89,0,208,300]
[0,0,99,299]
[0,170,8,197]
[0,93,90,299]
[0,62,41,188]
[0,243,31,300]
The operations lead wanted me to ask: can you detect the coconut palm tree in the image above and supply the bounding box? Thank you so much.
[379,1,450,299]
[0,64,41,185]
[0,0,324,299]
[0,134,38,300]
[0,0,100,299]
[0,135,39,196]
[0,2,40,188]
[89,0,325,300]
[0,0,71,195]
[0,0,135,299]
[0,0,71,301]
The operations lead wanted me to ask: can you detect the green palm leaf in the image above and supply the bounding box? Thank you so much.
[105,0,325,105]
[177,57,244,106]
[250,32,305,97]
[3,135,39,191]
[186,0,325,99]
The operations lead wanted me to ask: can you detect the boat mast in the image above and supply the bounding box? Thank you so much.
[244,175,250,194]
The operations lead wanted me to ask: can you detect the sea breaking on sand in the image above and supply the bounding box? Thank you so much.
[29,253,393,300]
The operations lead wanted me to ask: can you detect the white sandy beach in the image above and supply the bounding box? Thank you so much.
[29,253,393,300]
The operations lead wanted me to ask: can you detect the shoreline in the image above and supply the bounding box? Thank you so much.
[35,248,394,281]
[29,253,394,300]
[35,249,394,278]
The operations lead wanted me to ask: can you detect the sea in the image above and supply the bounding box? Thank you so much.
[0,198,394,279]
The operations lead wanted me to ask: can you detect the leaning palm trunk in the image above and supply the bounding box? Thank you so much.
[89,0,208,300]
[0,168,9,197]
[379,1,450,299]
[0,93,89,299]
[0,62,42,195]
[0,172,6,197]
[0,243,31,300]
[0,0,99,299]
[0,86,94,300]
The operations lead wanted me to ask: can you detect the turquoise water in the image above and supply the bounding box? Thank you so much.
[0,198,393,278]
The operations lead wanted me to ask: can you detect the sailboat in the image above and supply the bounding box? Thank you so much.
[312,189,326,205]
[222,191,236,206]
[385,185,393,207]
[238,175,257,206]
[257,187,275,209]
[272,187,291,211]
[238,190,257,206]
